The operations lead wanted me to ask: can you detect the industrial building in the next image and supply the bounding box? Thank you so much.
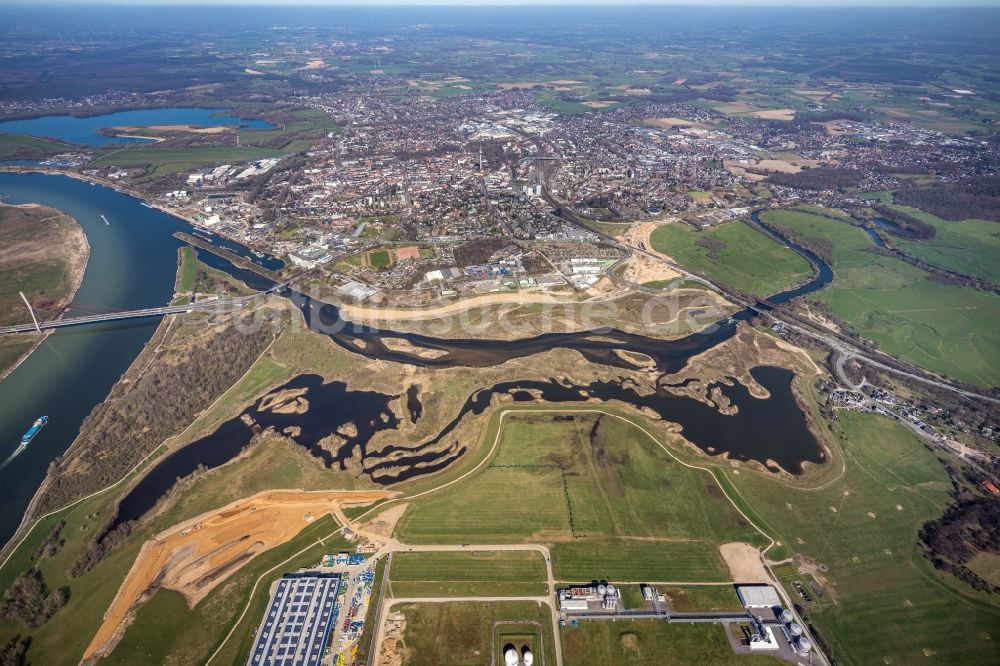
[248,572,341,666]
[558,582,622,612]
[736,584,782,609]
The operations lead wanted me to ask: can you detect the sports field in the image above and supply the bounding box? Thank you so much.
[562,621,782,666]
[649,220,812,297]
[724,411,1000,665]
[763,208,1000,387]
[395,413,761,582]
[389,551,548,597]
[368,249,392,268]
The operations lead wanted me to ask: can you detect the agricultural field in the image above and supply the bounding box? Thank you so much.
[881,205,1000,284]
[391,601,556,666]
[389,551,548,597]
[763,208,1000,387]
[562,621,782,666]
[395,412,762,582]
[649,220,812,298]
[725,411,1000,666]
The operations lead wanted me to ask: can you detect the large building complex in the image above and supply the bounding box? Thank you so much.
[248,572,341,666]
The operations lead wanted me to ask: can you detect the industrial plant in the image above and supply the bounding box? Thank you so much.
[503,643,534,666]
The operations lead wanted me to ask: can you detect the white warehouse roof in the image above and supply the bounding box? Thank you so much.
[737,584,782,608]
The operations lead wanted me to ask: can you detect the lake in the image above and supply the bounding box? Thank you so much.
[0,108,274,146]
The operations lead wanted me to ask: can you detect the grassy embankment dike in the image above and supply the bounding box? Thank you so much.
[0,203,89,379]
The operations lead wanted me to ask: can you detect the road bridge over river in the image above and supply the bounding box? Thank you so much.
[0,296,259,335]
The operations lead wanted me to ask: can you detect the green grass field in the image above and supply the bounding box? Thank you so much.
[394,601,556,666]
[883,205,1000,284]
[395,413,761,582]
[368,249,392,268]
[175,246,198,293]
[389,551,548,597]
[0,132,74,159]
[649,220,812,297]
[562,621,782,666]
[0,204,84,327]
[763,208,1000,387]
[724,411,1000,665]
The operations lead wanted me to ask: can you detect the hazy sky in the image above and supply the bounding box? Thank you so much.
[12,0,1000,6]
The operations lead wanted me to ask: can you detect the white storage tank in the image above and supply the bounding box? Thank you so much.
[605,584,617,596]
[597,584,607,596]
[504,647,519,666]
[522,646,534,666]
[789,622,803,637]
[780,608,794,624]
[797,637,813,654]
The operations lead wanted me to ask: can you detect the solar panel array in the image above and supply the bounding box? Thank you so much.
[248,573,341,666]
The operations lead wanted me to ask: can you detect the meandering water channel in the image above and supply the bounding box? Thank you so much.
[0,172,835,545]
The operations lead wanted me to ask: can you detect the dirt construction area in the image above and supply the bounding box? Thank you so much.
[83,489,394,661]
[719,542,769,583]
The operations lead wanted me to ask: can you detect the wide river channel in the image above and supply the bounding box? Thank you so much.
[0,172,833,546]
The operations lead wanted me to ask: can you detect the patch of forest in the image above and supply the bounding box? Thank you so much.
[37,309,286,515]
[766,168,864,191]
[894,176,1000,222]
[920,496,1000,594]
[869,204,936,239]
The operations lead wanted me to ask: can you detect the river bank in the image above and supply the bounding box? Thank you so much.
[0,202,90,380]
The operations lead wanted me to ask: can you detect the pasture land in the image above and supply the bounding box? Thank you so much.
[562,621,782,666]
[649,220,812,297]
[395,413,760,582]
[0,203,88,327]
[394,601,556,666]
[659,584,744,612]
[389,551,548,597]
[175,246,198,293]
[883,205,1000,284]
[763,208,1000,387]
[725,411,1000,666]
[0,133,73,159]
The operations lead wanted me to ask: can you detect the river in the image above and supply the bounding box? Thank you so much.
[0,172,279,545]
[0,174,837,545]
